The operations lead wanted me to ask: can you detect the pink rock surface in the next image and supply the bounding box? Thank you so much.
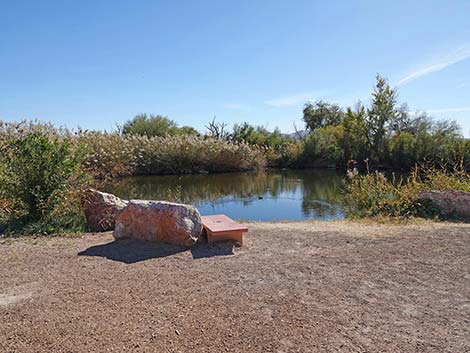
[113,200,202,246]
[419,190,470,220]
[82,189,129,232]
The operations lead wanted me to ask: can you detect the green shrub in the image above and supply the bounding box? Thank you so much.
[387,132,417,169]
[122,113,198,137]
[229,123,300,168]
[424,164,470,192]
[343,165,470,220]
[344,170,395,218]
[0,132,88,234]
[299,125,345,166]
[263,141,303,168]
[231,123,287,147]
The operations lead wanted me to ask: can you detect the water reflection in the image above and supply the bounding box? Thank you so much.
[102,169,346,221]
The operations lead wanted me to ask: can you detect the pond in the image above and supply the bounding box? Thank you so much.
[102,169,346,221]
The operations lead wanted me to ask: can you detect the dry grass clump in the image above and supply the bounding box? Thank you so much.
[0,121,266,179]
[0,120,69,140]
[78,133,265,178]
[78,131,139,178]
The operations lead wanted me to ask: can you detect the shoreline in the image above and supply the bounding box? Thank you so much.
[1,217,468,241]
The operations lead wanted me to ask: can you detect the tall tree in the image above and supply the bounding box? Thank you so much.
[341,103,370,162]
[366,75,399,161]
[303,101,344,131]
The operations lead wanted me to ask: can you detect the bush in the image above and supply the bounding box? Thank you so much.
[264,141,303,168]
[299,125,345,166]
[231,123,286,147]
[387,132,417,169]
[424,164,470,192]
[0,132,88,234]
[229,122,299,168]
[122,113,198,137]
[343,169,422,219]
[343,165,470,220]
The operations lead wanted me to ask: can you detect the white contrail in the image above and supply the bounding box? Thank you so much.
[397,44,470,86]
[265,91,326,107]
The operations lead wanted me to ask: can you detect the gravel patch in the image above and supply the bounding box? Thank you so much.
[1,220,469,352]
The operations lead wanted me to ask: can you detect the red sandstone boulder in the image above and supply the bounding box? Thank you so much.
[113,200,203,246]
[82,189,129,232]
[419,190,470,220]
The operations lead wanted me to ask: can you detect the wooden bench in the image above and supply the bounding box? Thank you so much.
[201,214,248,245]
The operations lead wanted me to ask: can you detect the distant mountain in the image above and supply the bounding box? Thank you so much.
[280,130,308,140]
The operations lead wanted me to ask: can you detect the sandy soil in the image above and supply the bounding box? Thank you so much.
[1,220,469,352]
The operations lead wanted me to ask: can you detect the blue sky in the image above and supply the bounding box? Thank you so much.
[1,0,469,135]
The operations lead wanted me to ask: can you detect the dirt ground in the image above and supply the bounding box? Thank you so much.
[1,220,469,353]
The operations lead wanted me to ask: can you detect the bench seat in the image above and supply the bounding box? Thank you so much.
[201,214,248,245]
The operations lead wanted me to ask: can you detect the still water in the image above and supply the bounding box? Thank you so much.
[102,169,346,221]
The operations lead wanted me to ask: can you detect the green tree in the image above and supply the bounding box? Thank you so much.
[231,122,286,148]
[387,132,417,169]
[231,122,256,143]
[302,101,344,131]
[179,126,200,136]
[122,114,198,137]
[341,104,370,162]
[301,125,345,165]
[366,75,399,162]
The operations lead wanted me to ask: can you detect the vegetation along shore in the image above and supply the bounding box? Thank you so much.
[0,75,469,235]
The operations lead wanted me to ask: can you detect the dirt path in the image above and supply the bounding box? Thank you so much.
[1,221,469,352]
